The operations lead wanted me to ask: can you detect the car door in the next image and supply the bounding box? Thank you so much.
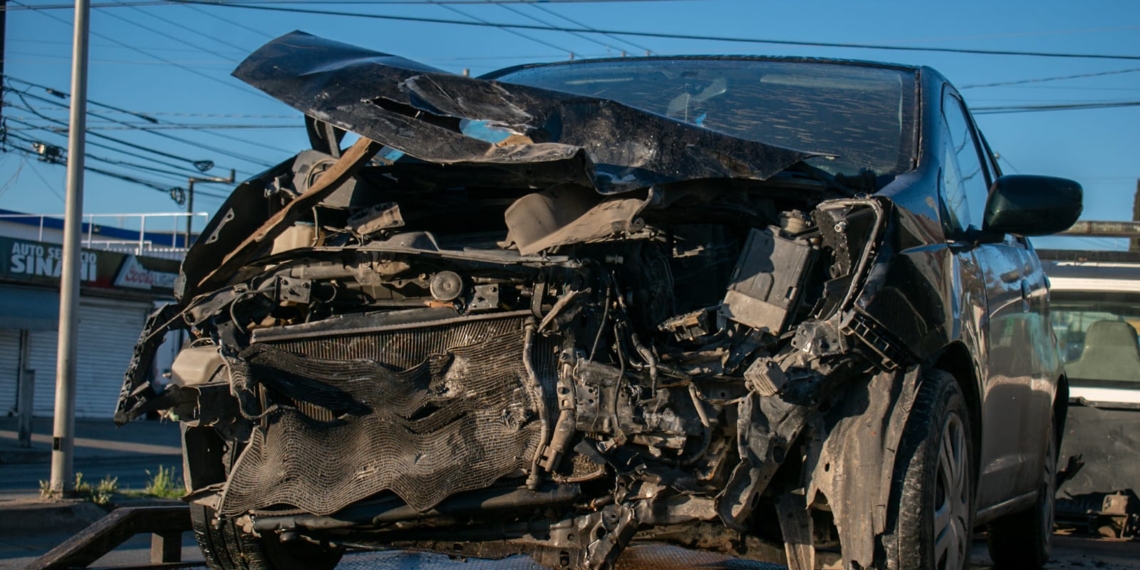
[940,89,1041,510]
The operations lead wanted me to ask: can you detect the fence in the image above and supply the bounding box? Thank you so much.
[0,212,209,259]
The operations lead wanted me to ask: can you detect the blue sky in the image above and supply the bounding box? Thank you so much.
[1,0,1138,249]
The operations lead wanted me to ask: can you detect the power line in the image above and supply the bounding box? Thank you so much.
[179,2,274,39]
[41,109,300,119]
[0,157,26,200]
[6,115,212,175]
[492,2,619,54]
[24,157,67,203]
[4,0,701,9]
[428,1,577,57]
[961,67,1140,89]
[972,100,1140,114]
[3,53,234,67]
[8,90,221,171]
[8,85,276,167]
[2,140,217,198]
[5,124,225,191]
[122,1,253,56]
[70,124,301,130]
[7,75,299,157]
[185,1,1140,61]
[9,36,244,55]
[98,4,242,63]
[527,1,652,54]
[13,0,276,102]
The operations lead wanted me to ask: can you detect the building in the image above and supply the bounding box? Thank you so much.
[0,209,197,419]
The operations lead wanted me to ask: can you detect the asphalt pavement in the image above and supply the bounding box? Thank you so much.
[0,416,182,502]
[2,417,1137,570]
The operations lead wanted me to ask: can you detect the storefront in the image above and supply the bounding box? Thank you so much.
[0,236,180,419]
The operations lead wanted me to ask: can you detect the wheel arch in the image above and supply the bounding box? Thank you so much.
[928,341,983,483]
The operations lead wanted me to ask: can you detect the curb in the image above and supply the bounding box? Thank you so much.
[0,500,108,534]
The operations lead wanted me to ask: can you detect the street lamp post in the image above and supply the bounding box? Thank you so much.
[50,0,90,496]
[184,169,235,247]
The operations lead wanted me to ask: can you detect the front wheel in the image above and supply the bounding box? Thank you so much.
[190,501,343,570]
[986,412,1056,569]
[885,369,974,570]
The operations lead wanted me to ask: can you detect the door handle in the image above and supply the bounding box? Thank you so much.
[1020,280,1031,312]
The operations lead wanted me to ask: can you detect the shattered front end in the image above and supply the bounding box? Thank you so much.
[115,32,921,570]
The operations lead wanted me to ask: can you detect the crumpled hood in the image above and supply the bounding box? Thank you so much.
[233,31,815,195]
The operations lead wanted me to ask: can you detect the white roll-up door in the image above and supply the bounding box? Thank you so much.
[27,298,150,418]
[0,329,20,416]
[27,328,58,416]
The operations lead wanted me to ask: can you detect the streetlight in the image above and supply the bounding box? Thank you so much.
[184,170,235,248]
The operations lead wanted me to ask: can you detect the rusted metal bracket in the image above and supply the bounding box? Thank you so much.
[26,505,192,570]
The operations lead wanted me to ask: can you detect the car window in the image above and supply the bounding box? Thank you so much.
[941,91,991,234]
[1051,291,1140,387]
[491,59,918,180]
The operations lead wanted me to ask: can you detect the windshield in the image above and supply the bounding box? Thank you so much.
[492,58,918,179]
[1051,291,1140,389]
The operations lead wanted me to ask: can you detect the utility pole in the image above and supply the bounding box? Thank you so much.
[51,0,90,496]
[1131,179,1140,253]
[184,169,235,247]
[0,0,7,125]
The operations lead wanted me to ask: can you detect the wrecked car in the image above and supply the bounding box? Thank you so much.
[115,32,1084,570]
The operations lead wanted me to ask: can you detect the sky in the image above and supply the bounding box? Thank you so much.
[0,0,1138,250]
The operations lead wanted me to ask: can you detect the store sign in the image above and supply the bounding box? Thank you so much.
[0,236,180,296]
[7,240,99,282]
[113,255,178,291]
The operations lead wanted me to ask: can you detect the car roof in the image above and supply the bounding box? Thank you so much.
[1040,250,1140,293]
[481,55,923,80]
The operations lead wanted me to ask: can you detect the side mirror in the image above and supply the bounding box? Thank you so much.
[983,175,1083,236]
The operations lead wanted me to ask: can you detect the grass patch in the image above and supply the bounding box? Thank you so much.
[39,473,118,505]
[142,465,183,499]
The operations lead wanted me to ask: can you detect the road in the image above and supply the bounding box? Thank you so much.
[3,420,1136,569]
[2,533,1136,569]
[0,417,182,502]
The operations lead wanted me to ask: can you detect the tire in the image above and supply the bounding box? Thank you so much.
[985,412,1056,569]
[190,503,343,570]
[885,369,974,570]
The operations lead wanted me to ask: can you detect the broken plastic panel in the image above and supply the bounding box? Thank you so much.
[719,228,815,335]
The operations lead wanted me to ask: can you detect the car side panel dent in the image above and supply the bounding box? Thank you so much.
[856,181,958,362]
[805,366,921,569]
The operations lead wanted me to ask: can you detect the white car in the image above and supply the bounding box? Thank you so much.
[1041,248,1140,537]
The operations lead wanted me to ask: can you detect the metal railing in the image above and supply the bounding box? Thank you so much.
[0,212,209,258]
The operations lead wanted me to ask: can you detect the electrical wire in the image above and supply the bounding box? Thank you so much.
[6,129,196,180]
[12,0,276,102]
[8,89,224,171]
[4,141,186,195]
[3,0,703,9]
[0,157,26,200]
[6,75,300,156]
[184,1,1140,61]
[428,1,577,57]
[122,2,253,56]
[6,116,213,175]
[74,124,300,130]
[527,1,652,54]
[179,2,274,39]
[961,67,1140,89]
[3,130,230,199]
[8,35,243,55]
[492,2,619,54]
[972,100,1140,114]
[23,157,68,203]
[8,86,276,168]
